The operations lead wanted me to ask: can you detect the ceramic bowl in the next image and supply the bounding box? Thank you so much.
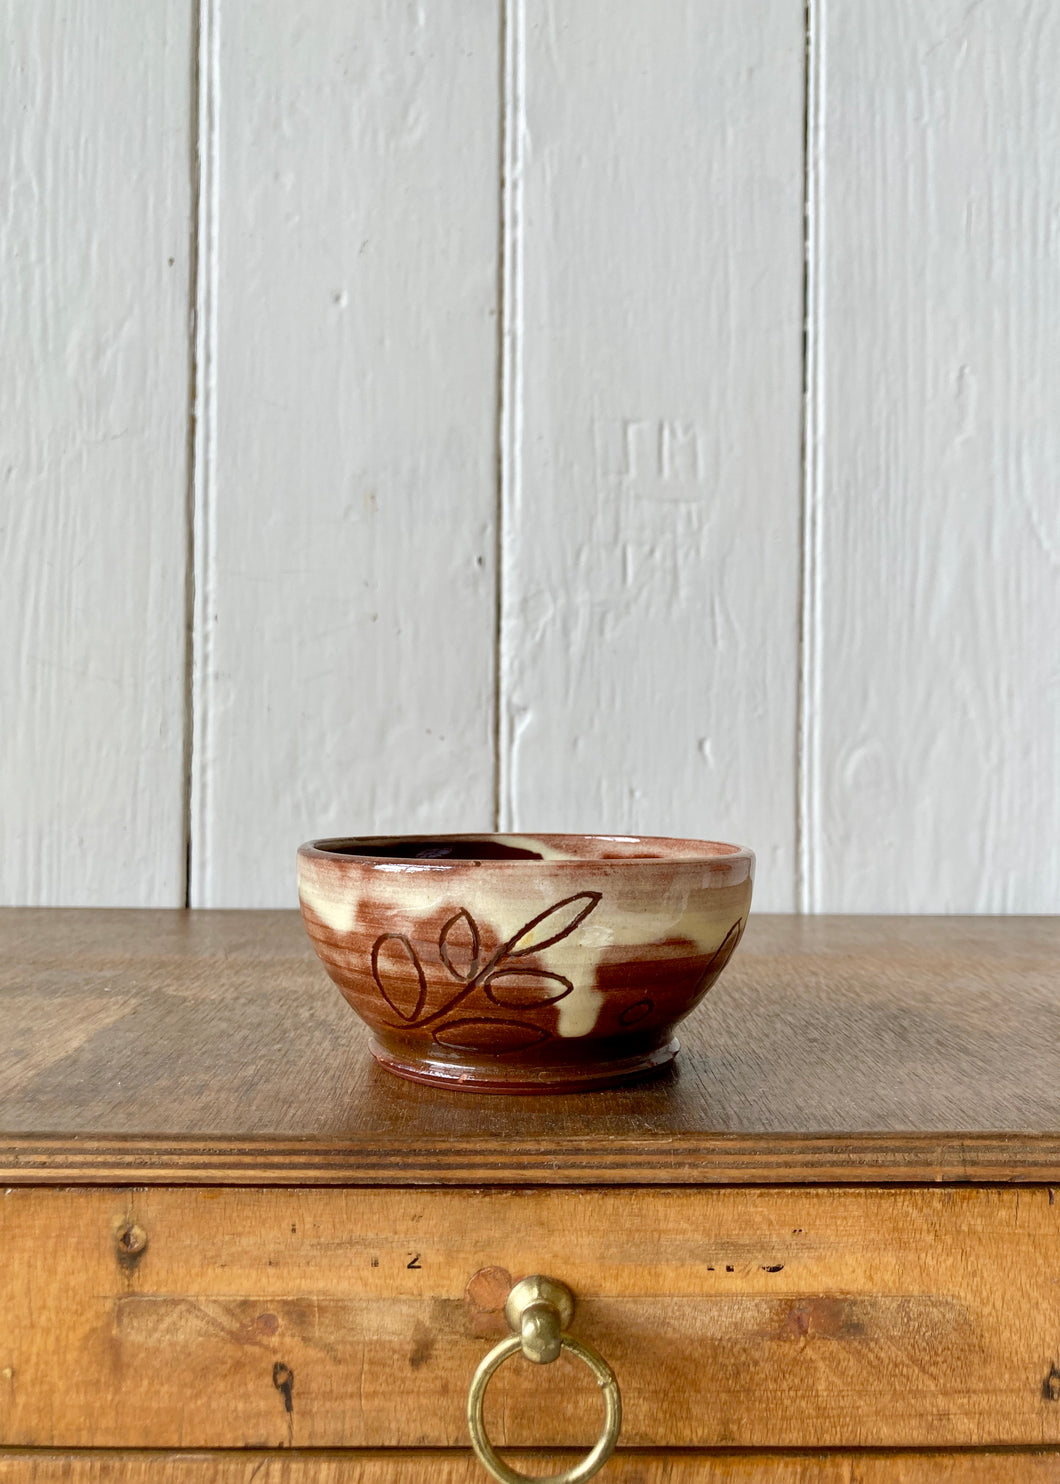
[297,833,754,1093]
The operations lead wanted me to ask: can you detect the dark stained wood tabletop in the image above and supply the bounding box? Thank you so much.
[1,909,1058,1185]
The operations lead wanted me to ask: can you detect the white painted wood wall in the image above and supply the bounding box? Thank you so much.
[2,0,1057,914]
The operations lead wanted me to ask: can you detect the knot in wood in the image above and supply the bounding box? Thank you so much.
[116,1221,148,1256]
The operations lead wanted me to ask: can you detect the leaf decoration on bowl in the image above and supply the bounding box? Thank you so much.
[484,968,574,1009]
[499,891,602,957]
[695,918,744,991]
[371,933,428,1022]
[432,1017,552,1054]
[619,998,654,1027]
[439,907,481,982]
[371,890,603,1039]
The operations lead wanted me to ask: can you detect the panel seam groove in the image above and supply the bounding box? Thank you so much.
[495,0,526,833]
[181,0,202,908]
[797,0,825,914]
[187,0,220,908]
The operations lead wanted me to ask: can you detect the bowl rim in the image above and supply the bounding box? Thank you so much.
[297,832,755,868]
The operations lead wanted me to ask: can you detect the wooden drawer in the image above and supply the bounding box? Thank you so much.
[3,1185,1060,1451]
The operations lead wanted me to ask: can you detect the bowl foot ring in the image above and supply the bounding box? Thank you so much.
[369,1037,680,1094]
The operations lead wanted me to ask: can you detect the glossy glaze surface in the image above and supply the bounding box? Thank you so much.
[297,834,753,1091]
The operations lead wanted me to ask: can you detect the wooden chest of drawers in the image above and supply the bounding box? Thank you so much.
[1,910,1059,1480]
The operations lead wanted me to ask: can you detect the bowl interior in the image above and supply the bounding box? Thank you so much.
[305,832,750,864]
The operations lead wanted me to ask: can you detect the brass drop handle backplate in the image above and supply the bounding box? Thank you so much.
[467,1275,622,1484]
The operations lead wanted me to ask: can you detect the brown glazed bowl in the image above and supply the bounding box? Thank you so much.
[297,833,754,1093]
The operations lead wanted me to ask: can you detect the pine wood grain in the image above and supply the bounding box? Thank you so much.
[0,2,192,907]
[501,0,805,911]
[0,911,1057,1184]
[2,1186,1059,1450]
[1,1450,1058,1482]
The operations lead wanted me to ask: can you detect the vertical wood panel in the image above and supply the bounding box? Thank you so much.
[0,2,193,905]
[501,1,806,911]
[814,0,1060,912]
[195,0,501,906]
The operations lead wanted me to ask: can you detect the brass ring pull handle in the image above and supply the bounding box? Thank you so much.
[467,1276,622,1484]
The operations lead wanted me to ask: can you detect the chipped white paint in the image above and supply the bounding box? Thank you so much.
[811,0,1060,912]
[0,1,192,905]
[3,2,1058,916]
[191,0,501,907]
[499,0,806,913]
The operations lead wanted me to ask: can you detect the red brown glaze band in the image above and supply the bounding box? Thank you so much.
[297,833,754,1093]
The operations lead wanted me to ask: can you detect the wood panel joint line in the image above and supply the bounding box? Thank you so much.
[187,0,220,908]
[796,0,825,915]
[495,0,525,834]
[182,0,202,910]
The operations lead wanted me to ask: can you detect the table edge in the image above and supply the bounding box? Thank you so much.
[2,1131,1059,1185]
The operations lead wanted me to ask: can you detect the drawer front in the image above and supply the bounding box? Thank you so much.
[0,1452,1059,1482]
[2,1187,1059,1449]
